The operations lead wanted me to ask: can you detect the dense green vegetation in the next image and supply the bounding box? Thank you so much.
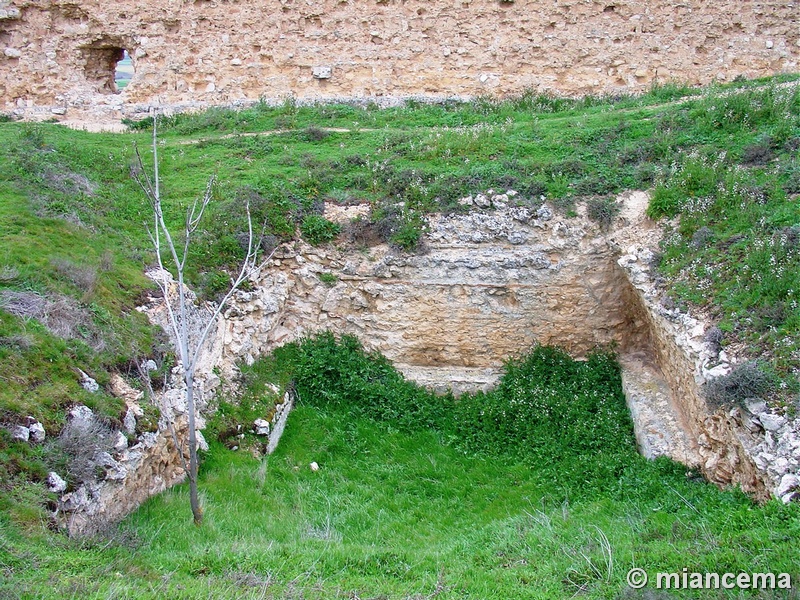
[3,336,800,599]
[1,75,799,598]
[276,333,635,480]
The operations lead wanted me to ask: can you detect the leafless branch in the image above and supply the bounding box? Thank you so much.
[132,108,270,525]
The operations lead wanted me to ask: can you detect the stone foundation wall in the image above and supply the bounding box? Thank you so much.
[618,250,770,499]
[220,201,651,382]
[219,195,793,502]
[57,413,189,536]
[56,191,800,534]
[1,0,798,118]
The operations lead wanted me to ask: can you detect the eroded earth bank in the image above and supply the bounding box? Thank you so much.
[56,191,800,533]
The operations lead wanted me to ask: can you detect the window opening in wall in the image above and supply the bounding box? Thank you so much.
[115,50,133,91]
[81,43,127,94]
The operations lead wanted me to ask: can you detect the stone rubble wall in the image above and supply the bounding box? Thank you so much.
[55,191,800,534]
[220,201,651,380]
[221,194,799,503]
[55,270,223,535]
[1,0,798,119]
[57,408,190,536]
[55,266,309,535]
[618,246,800,502]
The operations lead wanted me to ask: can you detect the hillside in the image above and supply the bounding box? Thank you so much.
[1,76,799,597]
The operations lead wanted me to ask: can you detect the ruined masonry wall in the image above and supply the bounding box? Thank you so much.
[221,204,651,383]
[618,251,770,499]
[1,0,798,117]
[58,194,799,535]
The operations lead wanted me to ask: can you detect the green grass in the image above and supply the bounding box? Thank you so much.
[0,79,796,448]
[2,407,798,598]
[2,336,800,598]
[645,84,800,403]
[1,75,800,597]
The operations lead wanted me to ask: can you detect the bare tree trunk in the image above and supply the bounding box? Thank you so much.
[133,110,271,526]
[185,370,202,525]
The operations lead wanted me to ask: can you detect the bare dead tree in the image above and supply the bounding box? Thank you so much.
[132,113,267,526]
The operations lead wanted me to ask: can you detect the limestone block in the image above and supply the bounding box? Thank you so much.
[29,421,46,443]
[79,370,100,393]
[0,6,20,20]
[95,452,127,481]
[123,408,137,435]
[759,412,787,432]
[11,425,29,442]
[776,473,799,497]
[110,374,144,402]
[47,472,67,494]
[69,405,95,429]
[770,457,790,477]
[196,430,209,452]
[113,431,128,453]
[474,194,490,208]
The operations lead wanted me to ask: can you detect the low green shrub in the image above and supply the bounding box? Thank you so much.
[299,214,340,245]
[706,361,773,408]
[368,203,428,252]
[586,196,621,230]
[303,126,329,142]
[317,272,338,285]
[273,332,637,490]
[390,215,426,252]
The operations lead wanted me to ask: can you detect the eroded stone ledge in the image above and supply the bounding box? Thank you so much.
[55,189,800,534]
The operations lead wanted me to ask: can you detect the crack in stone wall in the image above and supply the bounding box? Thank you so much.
[1,0,798,119]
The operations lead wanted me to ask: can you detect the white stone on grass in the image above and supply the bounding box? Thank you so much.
[78,369,99,393]
[29,421,45,443]
[253,419,270,436]
[47,472,68,494]
[11,425,29,442]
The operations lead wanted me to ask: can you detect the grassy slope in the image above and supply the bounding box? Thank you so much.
[0,75,799,597]
[2,406,798,599]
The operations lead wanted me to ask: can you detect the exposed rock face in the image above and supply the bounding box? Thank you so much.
[617,246,771,499]
[1,0,798,118]
[265,390,294,455]
[220,193,796,502]
[222,202,650,381]
[56,190,800,534]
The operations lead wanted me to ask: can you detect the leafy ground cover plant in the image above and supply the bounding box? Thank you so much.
[3,333,799,599]
[277,333,635,477]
